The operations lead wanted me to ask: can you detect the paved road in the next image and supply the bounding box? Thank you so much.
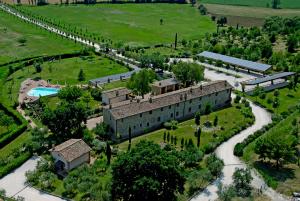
[0,156,66,201]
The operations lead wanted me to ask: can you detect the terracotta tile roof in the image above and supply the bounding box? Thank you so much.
[152,78,179,88]
[102,87,131,99]
[50,139,91,162]
[106,80,232,120]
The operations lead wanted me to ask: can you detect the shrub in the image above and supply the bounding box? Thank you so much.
[163,120,178,130]
[234,95,241,103]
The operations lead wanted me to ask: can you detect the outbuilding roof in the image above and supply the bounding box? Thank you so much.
[152,78,179,88]
[106,80,233,120]
[243,72,295,85]
[198,51,272,72]
[50,139,91,162]
[102,87,131,99]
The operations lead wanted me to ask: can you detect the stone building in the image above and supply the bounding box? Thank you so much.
[50,139,91,172]
[151,78,179,96]
[101,87,131,105]
[103,80,233,140]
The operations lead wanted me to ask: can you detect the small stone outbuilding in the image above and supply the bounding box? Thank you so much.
[50,139,91,172]
[101,87,131,105]
[151,78,179,96]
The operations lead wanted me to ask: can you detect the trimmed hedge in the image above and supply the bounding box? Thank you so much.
[0,152,31,178]
[0,103,28,148]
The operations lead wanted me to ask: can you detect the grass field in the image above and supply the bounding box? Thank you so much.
[0,55,129,107]
[22,3,216,47]
[0,9,81,65]
[201,0,300,9]
[245,86,300,115]
[243,111,300,196]
[119,104,254,151]
[203,4,300,26]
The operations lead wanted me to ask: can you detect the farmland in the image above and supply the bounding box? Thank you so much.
[201,0,300,9]
[0,9,81,65]
[21,3,216,47]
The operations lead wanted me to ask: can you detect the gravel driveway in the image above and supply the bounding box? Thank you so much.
[0,156,66,201]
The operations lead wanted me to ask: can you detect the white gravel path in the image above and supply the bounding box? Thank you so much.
[0,156,66,201]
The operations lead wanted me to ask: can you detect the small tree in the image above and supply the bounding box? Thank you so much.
[197,127,201,148]
[195,112,201,126]
[232,168,253,197]
[78,69,85,81]
[213,116,218,127]
[163,131,166,143]
[167,132,170,143]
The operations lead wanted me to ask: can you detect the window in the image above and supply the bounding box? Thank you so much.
[149,111,152,115]
[176,103,179,107]
[176,112,179,116]
[133,126,136,129]
[140,123,142,127]
[121,119,123,123]
[171,113,173,118]
[199,97,202,101]
[161,108,164,111]
[147,122,149,127]
[140,113,142,117]
[188,107,191,112]
[169,105,171,109]
[157,117,161,122]
[198,105,201,109]
[189,100,192,104]
[215,92,218,96]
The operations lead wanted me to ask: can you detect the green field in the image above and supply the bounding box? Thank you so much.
[0,55,129,107]
[0,9,81,65]
[245,86,300,115]
[243,111,300,196]
[22,4,216,47]
[119,104,254,151]
[201,0,300,9]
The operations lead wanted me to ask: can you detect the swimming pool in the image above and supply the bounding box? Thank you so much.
[27,87,60,97]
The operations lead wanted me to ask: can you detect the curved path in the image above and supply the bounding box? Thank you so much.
[0,5,289,201]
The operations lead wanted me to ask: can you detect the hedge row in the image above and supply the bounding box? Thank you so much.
[0,152,32,178]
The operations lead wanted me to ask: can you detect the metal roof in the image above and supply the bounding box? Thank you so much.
[198,51,272,72]
[244,72,295,85]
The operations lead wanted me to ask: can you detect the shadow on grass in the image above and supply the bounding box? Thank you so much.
[254,160,295,187]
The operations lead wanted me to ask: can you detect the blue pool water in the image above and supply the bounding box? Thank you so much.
[27,87,60,97]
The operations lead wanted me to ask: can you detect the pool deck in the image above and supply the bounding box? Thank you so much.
[18,79,60,104]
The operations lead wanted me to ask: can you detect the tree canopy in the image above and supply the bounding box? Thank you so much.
[127,69,157,98]
[172,62,204,87]
[111,140,185,201]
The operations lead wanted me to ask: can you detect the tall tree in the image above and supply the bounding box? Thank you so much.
[58,86,82,102]
[127,69,156,98]
[111,140,185,201]
[195,112,201,126]
[106,142,111,165]
[272,0,280,9]
[197,127,201,148]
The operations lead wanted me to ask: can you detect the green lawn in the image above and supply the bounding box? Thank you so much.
[200,0,300,9]
[243,111,300,196]
[1,55,129,107]
[245,86,300,115]
[0,9,81,65]
[119,104,254,151]
[22,3,216,47]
